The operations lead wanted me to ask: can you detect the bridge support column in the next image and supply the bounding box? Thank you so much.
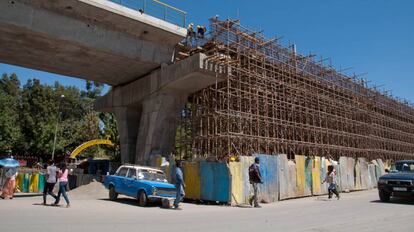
[114,106,141,164]
[95,53,226,165]
[135,92,187,164]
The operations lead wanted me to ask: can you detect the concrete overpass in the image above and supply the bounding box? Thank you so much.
[0,0,223,163]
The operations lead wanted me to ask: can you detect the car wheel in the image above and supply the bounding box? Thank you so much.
[109,186,118,201]
[379,190,390,202]
[138,190,148,207]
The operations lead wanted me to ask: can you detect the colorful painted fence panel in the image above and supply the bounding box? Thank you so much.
[240,156,254,204]
[200,162,231,203]
[320,157,329,194]
[29,173,39,193]
[355,160,362,190]
[304,157,312,196]
[312,156,322,195]
[295,155,306,197]
[256,154,279,203]
[279,154,297,200]
[376,159,386,178]
[371,160,380,182]
[229,161,243,205]
[339,157,355,191]
[288,161,298,198]
[16,173,24,191]
[183,162,201,200]
[358,158,370,190]
[368,164,377,189]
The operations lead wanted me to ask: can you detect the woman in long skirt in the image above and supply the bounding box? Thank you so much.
[1,167,18,199]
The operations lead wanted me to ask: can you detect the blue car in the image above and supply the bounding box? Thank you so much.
[103,165,176,206]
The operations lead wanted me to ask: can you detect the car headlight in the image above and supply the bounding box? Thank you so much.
[152,187,158,195]
[378,179,387,184]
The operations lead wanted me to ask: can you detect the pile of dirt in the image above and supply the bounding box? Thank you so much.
[68,180,108,200]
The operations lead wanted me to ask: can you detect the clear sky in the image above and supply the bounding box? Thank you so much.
[1,0,413,102]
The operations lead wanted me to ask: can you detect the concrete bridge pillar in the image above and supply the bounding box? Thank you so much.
[95,53,226,164]
[135,93,187,164]
[114,106,141,164]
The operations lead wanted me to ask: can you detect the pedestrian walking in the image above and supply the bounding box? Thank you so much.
[1,167,18,199]
[42,160,58,205]
[323,165,340,200]
[173,161,185,210]
[53,162,70,208]
[248,157,263,208]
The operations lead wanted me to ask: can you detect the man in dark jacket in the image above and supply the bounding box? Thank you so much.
[249,157,263,208]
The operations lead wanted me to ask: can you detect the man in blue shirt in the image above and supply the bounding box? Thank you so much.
[174,161,186,210]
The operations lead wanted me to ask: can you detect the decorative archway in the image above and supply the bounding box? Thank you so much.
[69,139,115,158]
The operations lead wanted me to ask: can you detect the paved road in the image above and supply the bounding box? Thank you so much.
[0,189,413,232]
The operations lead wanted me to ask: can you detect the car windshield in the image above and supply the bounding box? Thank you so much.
[393,162,414,173]
[137,170,168,182]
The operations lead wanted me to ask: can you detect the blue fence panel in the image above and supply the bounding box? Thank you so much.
[255,154,279,203]
[200,162,231,203]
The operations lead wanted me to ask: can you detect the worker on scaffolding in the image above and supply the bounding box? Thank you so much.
[186,23,195,44]
[197,25,206,39]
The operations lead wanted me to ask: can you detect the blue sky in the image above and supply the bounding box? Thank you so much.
[1,0,413,102]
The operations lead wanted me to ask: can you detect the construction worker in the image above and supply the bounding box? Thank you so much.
[187,23,195,38]
[197,25,206,39]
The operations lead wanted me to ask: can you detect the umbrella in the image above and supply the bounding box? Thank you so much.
[0,158,20,168]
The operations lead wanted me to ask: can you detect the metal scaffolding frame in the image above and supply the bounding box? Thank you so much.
[176,18,414,161]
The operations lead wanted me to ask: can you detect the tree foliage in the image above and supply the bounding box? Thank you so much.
[0,73,119,160]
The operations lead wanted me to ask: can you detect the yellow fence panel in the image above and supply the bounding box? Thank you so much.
[229,162,244,205]
[183,162,201,200]
[312,156,321,195]
[240,156,254,204]
[29,173,39,193]
[295,155,306,197]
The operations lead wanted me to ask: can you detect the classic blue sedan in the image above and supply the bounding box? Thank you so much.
[103,165,176,206]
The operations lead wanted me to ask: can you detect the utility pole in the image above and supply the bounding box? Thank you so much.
[51,94,65,160]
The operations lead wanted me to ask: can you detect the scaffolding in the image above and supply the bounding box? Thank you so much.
[176,18,414,161]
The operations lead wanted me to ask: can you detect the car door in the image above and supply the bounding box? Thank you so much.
[124,168,138,197]
[115,167,129,195]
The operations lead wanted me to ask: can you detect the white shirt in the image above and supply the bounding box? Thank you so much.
[47,165,57,183]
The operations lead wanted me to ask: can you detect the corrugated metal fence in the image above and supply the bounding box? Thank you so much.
[176,155,386,205]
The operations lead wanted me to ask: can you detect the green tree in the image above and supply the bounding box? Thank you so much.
[0,73,22,153]
[0,74,120,161]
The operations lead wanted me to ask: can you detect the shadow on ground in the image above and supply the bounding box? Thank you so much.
[99,198,164,208]
[13,193,43,198]
[371,198,414,205]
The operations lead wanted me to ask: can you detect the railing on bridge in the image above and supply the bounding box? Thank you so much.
[110,0,187,28]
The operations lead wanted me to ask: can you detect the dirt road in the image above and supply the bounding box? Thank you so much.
[0,187,413,232]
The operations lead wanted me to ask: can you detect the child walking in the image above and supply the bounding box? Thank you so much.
[323,165,340,200]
